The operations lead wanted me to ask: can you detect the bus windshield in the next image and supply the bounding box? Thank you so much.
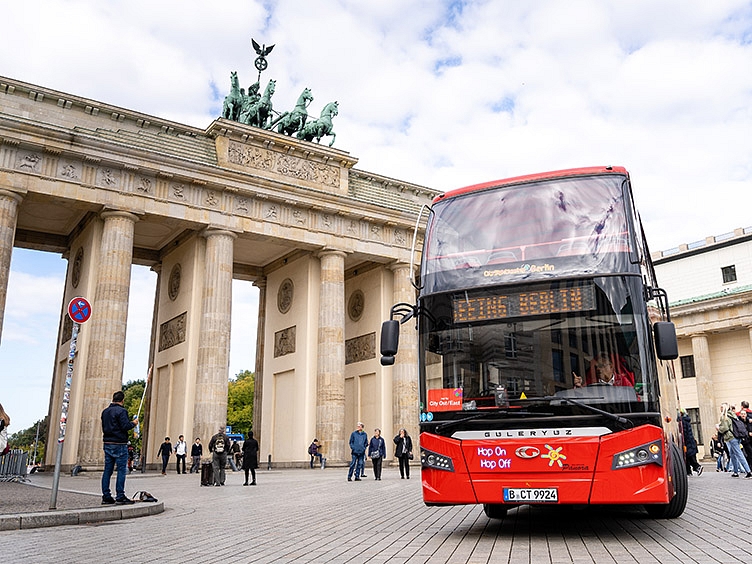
[423,174,635,294]
[420,276,656,415]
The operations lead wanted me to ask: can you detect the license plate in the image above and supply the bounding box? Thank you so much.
[503,488,558,503]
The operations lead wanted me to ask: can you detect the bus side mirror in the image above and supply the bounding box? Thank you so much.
[380,320,400,366]
[654,321,678,360]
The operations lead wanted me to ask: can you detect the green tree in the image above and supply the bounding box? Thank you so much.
[122,379,145,451]
[8,417,48,464]
[227,370,254,437]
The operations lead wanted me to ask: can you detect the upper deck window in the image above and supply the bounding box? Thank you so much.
[422,174,635,293]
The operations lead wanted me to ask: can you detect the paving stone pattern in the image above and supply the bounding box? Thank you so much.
[2,465,751,563]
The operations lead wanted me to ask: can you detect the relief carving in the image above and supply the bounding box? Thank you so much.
[345,332,376,365]
[274,326,296,358]
[236,197,249,213]
[136,177,153,194]
[228,141,275,170]
[171,183,186,199]
[59,162,79,180]
[158,311,187,351]
[206,190,219,206]
[16,152,41,172]
[98,168,119,187]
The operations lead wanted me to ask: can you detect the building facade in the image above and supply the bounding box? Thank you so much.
[653,227,752,456]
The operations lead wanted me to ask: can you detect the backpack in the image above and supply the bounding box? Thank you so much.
[731,417,749,440]
[308,443,315,455]
[214,435,225,453]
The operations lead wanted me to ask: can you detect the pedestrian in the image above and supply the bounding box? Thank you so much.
[101,390,137,505]
[393,428,413,479]
[208,425,231,486]
[157,437,172,475]
[710,431,728,472]
[737,401,752,467]
[127,442,135,473]
[680,409,702,475]
[189,438,202,473]
[308,438,324,468]
[718,402,752,478]
[229,439,241,471]
[0,403,10,456]
[368,428,386,481]
[347,422,368,481]
[242,430,259,486]
[174,434,187,474]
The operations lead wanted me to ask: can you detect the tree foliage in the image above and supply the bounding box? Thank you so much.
[8,417,48,464]
[227,370,254,437]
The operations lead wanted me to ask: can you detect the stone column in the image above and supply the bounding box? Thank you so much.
[316,250,346,461]
[0,190,23,344]
[78,211,138,465]
[252,278,266,444]
[391,263,420,446]
[194,229,236,446]
[691,333,716,452]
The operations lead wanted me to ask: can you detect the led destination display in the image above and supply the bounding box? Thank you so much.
[452,285,595,323]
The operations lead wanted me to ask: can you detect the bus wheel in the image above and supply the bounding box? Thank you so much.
[483,504,508,519]
[644,441,688,519]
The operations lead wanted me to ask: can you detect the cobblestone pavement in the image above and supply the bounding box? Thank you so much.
[2,463,751,563]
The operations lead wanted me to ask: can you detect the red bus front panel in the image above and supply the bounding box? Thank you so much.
[421,424,671,507]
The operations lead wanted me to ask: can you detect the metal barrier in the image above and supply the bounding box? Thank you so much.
[0,449,28,482]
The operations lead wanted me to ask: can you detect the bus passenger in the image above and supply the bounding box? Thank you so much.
[573,352,634,388]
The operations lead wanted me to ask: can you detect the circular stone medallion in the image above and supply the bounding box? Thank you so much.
[348,289,365,321]
[168,263,182,301]
[278,278,294,314]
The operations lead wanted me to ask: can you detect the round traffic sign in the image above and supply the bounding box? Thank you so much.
[68,297,92,323]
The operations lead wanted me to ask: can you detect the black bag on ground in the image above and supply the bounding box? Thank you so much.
[131,490,158,502]
[200,461,214,486]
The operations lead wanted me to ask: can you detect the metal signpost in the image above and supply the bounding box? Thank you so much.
[49,297,91,509]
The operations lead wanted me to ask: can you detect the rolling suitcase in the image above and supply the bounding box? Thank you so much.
[200,461,214,486]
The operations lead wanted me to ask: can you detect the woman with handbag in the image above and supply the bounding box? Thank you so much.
[368,428,386,480]
[393,428,413,479]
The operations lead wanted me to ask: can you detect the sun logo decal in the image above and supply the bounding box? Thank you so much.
[541,444,567,467]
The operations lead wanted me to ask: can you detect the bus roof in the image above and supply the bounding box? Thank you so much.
[434,166,629,203]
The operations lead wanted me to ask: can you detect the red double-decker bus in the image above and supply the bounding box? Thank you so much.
[381,166,687,519]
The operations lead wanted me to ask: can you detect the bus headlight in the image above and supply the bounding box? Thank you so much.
[421,448,455,472]
[612,440,663,470]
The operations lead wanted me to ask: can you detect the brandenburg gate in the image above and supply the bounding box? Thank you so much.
[0,75,436,469]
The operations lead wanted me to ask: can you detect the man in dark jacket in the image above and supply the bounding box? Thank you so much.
[680,410,702,476]
[101,390,137,505]
[208,426,231,486]
[347,422,368,482]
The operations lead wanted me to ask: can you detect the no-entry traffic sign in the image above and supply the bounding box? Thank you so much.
[67,297,92,323]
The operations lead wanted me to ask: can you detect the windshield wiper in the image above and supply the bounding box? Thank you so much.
[519,395,634,429]
[434,409,554,432]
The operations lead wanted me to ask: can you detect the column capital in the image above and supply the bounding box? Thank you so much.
[100,210,139,223]
[0,189,24,204]
[252,277,267,291]
[200,228,238,240]
[316,248,347,260]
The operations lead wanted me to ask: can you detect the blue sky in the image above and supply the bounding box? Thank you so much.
[1,0,752,431]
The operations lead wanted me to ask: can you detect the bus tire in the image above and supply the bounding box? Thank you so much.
[483,503,508,519]
[644,441,688,519]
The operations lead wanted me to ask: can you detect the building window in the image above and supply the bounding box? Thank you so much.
[504,333,517,359]
[687,407,703,446]
[552,350,564,383]
[680,355,696,378]
[722,265,737,284]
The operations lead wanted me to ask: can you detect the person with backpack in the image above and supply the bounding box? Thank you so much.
[718,403,752,478]
[208,426,231,486]
[308,438,324,469]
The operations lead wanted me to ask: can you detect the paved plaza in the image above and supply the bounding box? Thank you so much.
[2,462,751,563]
